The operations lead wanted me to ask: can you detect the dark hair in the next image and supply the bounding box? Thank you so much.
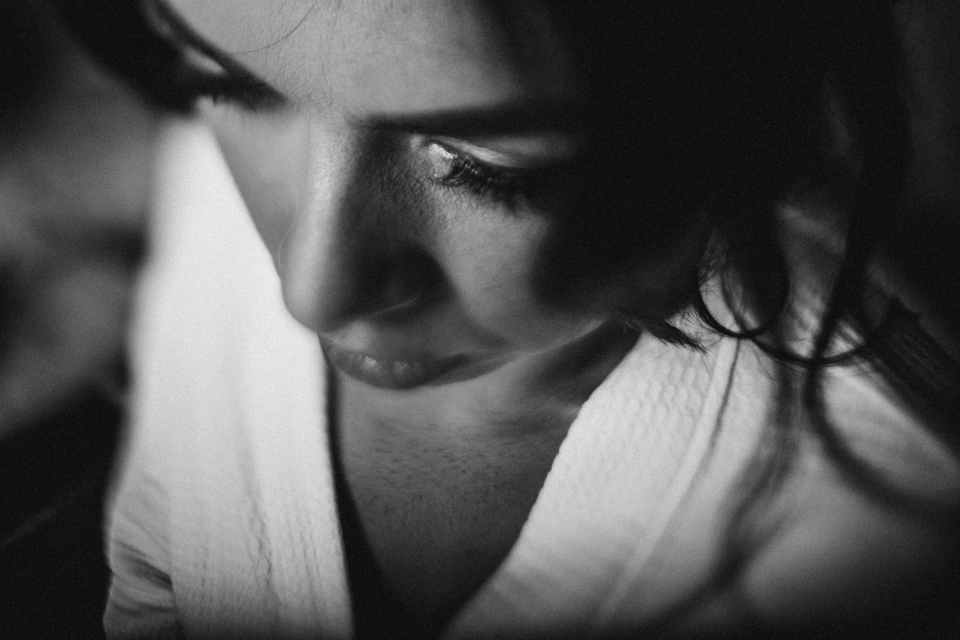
[50,0,960,630]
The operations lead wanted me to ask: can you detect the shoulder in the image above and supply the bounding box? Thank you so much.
[689,256,960,635]
[728,340,960,636]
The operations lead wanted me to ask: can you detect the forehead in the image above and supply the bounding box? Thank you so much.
[166,0,575,115]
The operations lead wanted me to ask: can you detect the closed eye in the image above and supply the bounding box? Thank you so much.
[142,0,288,110]
[176,68,286,111]
[430,142,528,207]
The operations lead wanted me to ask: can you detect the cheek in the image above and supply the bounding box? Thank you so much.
[204,105,306,257]
[440,215,604,349]
[533,202,710,323]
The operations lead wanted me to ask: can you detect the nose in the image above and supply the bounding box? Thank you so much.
[278,129,437,333]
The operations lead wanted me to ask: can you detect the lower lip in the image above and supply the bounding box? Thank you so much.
[321,343,468,390]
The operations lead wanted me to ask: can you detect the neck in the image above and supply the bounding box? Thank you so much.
[326,322,639,630]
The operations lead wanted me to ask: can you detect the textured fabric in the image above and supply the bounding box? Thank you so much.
[105,121,960,639]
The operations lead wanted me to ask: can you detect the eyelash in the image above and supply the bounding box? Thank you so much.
[174,65,286,112]
[143,0,284,111]
[434,147,528,208]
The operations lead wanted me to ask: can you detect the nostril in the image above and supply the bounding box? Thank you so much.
[376,276,421,314]
[368,251,443,318]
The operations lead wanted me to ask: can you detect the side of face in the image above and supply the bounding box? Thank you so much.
[162,0,705,378]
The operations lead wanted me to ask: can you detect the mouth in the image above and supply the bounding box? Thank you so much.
[320,341,472,390]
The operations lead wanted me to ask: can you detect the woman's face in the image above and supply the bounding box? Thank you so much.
[160,0,640,390]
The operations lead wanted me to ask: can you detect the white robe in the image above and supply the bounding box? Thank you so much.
[104,121,960,639]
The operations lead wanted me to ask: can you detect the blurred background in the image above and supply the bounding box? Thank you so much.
[1,1,156,637]
[0,0,956,638]
[894,0,960,342]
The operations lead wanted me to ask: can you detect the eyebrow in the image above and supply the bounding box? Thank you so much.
[369,103,588,138]
[147,0,279,90]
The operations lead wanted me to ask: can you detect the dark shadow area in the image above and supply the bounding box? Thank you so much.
[0,376,123,639]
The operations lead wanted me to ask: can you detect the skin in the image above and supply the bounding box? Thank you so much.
[165,0,639,627]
